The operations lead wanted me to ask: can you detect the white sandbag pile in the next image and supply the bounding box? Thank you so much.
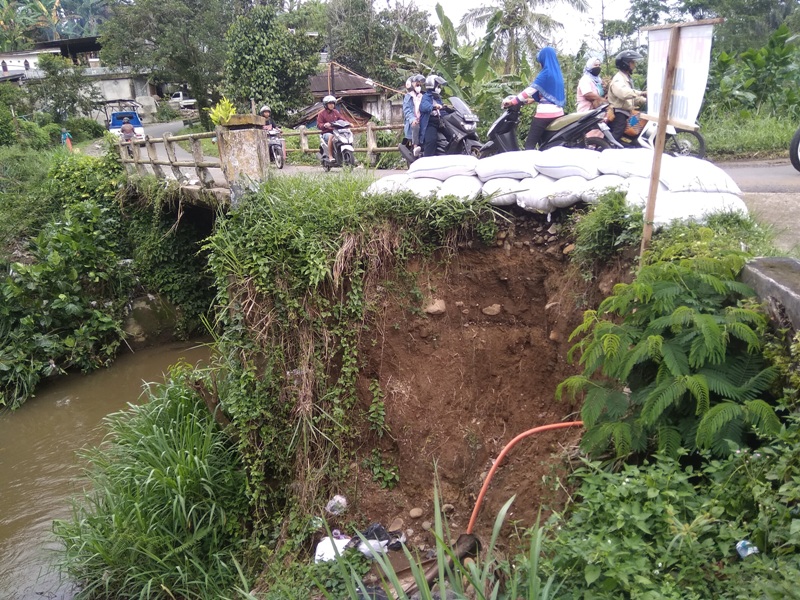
[363,148,747,225]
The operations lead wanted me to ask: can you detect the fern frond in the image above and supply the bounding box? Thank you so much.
[610,421,634,457]
[620,338,656,380]
[724,306,766,327]
[743,399,781,437]
[735,366,778,401]
[699,366,740,398]
[555,375,591,401]
[580,422,615,456]
[696,401,743,449]
[725,322,761,352]
[580,386,613,427]
[686,374,710,416]
[696,272,729,295]
[693,312,725,359]
[660,340,690,376]
[605,389,631,420]
[656,426,683,458]
[641,377,689,426]
[669,305,696,329]
[602,333,622,360]
[569,310,599,340]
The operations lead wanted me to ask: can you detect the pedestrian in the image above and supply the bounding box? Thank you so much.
[60,128,73,151]
[419,75,446,157]
[607,50,647,144]
[503,47,566,150]
[576,56,605,112]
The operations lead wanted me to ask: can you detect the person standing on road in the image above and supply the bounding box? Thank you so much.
[503,47,566,150]
[419,75,446,157]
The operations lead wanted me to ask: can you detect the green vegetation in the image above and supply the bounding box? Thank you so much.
[54,365,249,599]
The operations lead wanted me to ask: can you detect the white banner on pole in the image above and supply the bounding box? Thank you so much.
[647,24,714,125]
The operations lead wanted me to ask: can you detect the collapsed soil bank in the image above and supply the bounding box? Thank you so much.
[345,213,631,544]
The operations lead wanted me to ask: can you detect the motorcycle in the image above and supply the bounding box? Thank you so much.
[479,103,617,157]
[790,124,800,172]
[611,110,706,158]
[267,129,285,169]
[319,119,356,171]
[398,97,481,166]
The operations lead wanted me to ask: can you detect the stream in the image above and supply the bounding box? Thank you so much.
[0,341,212,600]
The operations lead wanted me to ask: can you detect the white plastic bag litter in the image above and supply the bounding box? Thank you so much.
[475,150,540,181]
[533,147,600,180]
[408,155,479,180]
[314,536,351,563]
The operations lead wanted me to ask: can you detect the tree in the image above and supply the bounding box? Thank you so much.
[99,0,233,128]
[26,53,101,121]
[458,0,588,75]
[0,0,35,50]
[224,5,319,118]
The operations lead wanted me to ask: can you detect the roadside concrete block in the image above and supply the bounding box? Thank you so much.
[741,257,800,331]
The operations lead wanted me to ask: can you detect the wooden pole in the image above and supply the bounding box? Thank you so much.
[640,25,681,258]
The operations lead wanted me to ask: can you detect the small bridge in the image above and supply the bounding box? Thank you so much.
[117,118,405,204]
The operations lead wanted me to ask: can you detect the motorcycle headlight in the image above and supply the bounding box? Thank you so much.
[462,122,475,131]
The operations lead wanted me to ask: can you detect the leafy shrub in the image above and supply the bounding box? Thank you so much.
[569,190,643,271]
[64,117,106,142]
[17,120,50,149]
[559,256,780,458]
[0,106,14,146]
[54,368,249,599]
[155,101,181,122]
[41,122,63,145]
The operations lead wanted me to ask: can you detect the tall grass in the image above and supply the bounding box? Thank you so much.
[53,366,249,599]
[702,112,794,159]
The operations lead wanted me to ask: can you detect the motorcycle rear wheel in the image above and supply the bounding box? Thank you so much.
[790,126,800,172]
[582,136,611,151]
[464,140,482,158]
[665,129,706,158]
[342,149,356,168]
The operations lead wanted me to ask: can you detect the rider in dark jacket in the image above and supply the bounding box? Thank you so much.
[419,75,446,157]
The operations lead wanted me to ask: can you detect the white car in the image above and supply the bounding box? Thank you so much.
[169,91,197,109]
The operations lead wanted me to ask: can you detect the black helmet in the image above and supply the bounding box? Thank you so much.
[615,49,643,73]
[425,75,447,90]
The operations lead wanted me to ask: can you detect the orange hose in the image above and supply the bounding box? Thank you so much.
[466,421,584,534]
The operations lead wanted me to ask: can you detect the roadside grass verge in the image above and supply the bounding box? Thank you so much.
[702,112,794,160]
[176,124,219,158]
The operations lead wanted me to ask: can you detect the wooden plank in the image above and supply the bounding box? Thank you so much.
[641,25,681,256]
[145,136,165,178]
[641,17,723,31]
[131,141,148,177]
[162,132,185,181]
[191,137,216,188]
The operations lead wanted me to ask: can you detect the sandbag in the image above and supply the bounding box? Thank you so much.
[516,175,556,213]
[549,176,589,208]
[437,175,483,201]
[365,174,410,195]
[598,148,672,178]
[404,177,441,198]
[659,156,742,194]
[533,147,600,180]
[624,176,669,208]
[408,155,479,180]
[475,150,540,181]
[482,177,525,206]
[653,191,748,227]
[581,174,627,203]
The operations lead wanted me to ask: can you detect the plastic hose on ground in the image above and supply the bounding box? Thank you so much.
[466,421,584,534]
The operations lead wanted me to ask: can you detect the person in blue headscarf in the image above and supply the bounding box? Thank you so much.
[502,46,566,150]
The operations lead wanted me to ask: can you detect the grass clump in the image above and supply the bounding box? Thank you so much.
[54,366,249,599]
[702,112,794,159]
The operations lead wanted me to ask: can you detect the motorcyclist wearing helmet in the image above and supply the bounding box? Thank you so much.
[502,47,566,150]
[419,75,446,157]
[403,74,426,157]
[260,105,277,131]
[317,94,345,161]
[608,49,647,143]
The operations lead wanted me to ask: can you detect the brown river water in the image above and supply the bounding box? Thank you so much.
[0,341,212,599]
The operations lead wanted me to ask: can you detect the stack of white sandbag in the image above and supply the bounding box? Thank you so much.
[363,148,747,226]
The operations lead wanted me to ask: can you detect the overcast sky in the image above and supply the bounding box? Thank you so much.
[411,0,632,55]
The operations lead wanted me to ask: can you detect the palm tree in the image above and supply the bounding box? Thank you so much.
[0,0,36,50]
[458,0,588,74]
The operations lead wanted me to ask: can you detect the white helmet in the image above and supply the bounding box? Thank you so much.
[425,75,446,91]
[323,95,336,105]
[259,105,271,114]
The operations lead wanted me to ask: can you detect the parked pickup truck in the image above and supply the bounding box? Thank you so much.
[168,91,197,109]
[108,111,144,140]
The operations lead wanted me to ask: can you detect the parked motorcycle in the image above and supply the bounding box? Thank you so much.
[267,129,285,169]
[612,111,706,158]
[480,103,616,157]
[790,124,800,172]
[319,119,356,171]
[398,97,481,166]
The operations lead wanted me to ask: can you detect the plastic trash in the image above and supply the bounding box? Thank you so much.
[314,535,351,563]
[736,540,759,558]
[325,494,348,515]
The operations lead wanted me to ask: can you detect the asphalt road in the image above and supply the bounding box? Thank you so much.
[718,158,800,193]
